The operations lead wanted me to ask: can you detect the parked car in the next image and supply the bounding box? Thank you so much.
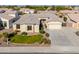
[0,10,5,13]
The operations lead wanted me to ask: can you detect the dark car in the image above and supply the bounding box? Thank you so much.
[0,10,5,13]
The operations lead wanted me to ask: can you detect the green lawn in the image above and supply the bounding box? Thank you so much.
[11,34,43,44]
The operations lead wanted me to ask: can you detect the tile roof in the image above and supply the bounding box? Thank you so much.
[14,14,40,25]
[67,14,79,22]
[59,10,79,14]
[14,11,62,25]
[0,14,15,20]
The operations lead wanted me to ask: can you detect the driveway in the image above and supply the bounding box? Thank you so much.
[46,27,79,47]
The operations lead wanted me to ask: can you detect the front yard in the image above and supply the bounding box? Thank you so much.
[11,34,43,44]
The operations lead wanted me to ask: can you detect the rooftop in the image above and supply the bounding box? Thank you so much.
[37,11,62,22]
[0,14,15,20]
[14,14,40,25]
[14,11,62,25]
[59,10,79,14]
[5,10,18,14]
[67,14,79,22]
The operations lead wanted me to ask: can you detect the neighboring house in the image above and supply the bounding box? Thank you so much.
[5,10,19,18]
[0,10,5,13]
[20,8,35,14]
[59,10,79,14]
[0,10,19,29]
[13,14,40,33]
[67,14,79,29]
[37,10,57,14]
[37,11,62,30]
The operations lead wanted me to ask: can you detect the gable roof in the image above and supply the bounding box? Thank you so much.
[14,14,40,25]
[14,11,62,25]
[0,10,18,20]
[37,11,62,22]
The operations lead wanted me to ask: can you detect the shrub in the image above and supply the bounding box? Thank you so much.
[41,38,51,44]
[45,33,49,37]
[63,17,67,22]
[8,32,17,38]
[40,30,45,34]
[3,32,9,42]
[21,32,27,35]
[8,38,11,41]
[14,30,20,34]
[75,31,79,36]
[59,15,63,18]
[62,23,66,26]
[3,32,9,38]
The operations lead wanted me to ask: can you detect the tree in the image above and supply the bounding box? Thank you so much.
[12,7,20,11]
[3,32,9,45]
[63,17,67,22]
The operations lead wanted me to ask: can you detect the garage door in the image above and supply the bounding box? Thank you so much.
[47,22,62,29]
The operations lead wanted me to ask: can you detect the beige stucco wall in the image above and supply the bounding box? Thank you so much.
[72,22,79,29]
[13,24,39,33]
[34,25,39,32]
[13,24,16,30]
[1,18,10,29]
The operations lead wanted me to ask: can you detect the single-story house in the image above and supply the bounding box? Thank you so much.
[5,10,19,18]
[20,8,35,14]
[0,11,19,29]
[0,10,5,13]
[67,14,79,29]
[37,10,57,14]
[13,11,62,33]
[59,10,79,14]
[13,14,40,33]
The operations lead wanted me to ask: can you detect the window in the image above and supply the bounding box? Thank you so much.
[41,19,46,21]
[27,26,32,30]
[3,21,7,27]
[16,24,20,29]
[0,21,3,27]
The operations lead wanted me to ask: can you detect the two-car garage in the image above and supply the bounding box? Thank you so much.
[46,21,62,30]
